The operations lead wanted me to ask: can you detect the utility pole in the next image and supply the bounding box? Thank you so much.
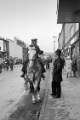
[53,39,56,52]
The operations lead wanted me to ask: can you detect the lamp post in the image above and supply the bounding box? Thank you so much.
[52,36,57,52]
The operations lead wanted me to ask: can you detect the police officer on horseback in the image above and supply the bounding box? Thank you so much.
[21,38,45,79]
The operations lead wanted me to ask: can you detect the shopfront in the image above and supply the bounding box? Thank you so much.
[63,45,71,58]
[70,35,80,75]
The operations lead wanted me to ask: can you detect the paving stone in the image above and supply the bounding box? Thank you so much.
[39,71,80,120]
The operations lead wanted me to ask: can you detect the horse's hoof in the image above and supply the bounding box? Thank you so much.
[37,96,41,102]
[32,100,36,104]
[32,96,36,104]
[37,97,40,101]
[37,98,41,103]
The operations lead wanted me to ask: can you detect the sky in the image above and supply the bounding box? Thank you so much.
[0,0,62,52]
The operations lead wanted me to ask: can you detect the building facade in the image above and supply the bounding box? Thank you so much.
[0,38,9,59]
[0,37,28,64]
[63,23,79,58]
[58,25,65,50]
[15,38,28,62]
[58,23,80,75]
[8,39,23,60]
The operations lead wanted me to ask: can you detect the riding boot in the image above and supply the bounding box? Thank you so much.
[21,65,25,77]
[41,73,45,79]
[38,58,46,73]
[40,61,45,79]
[41,63,46,73]
[21,61,28,77]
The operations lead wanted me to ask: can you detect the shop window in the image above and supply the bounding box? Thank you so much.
[71,41,79,58]
[75,23,79,32]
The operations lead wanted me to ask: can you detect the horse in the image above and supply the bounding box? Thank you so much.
[24,46,42,103]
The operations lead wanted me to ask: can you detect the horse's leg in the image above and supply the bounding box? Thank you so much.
[29,81,34,93]
[30,82,36,104]
[37,80,40,92]
[31,80,40,103]
[32,93,36,103]
[37,74,42,92]
[36,76,41,101]
[36,92,40,101]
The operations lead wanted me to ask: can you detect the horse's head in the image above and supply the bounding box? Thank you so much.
[28,46,37,67]
[27,46,42,93]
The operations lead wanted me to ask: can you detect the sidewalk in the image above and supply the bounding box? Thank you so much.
[39,72,80,120]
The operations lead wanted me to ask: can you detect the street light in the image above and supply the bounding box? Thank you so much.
[52,36,57,52]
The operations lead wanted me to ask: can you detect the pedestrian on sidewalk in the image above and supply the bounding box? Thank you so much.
[66,57,72,78]
[71,58,77,77]
[0,58,3,73]
[51,49,65,98]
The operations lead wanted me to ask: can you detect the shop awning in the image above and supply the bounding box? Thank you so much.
[57,0,80,23]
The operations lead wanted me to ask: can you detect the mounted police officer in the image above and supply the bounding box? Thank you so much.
[21,38,45,79]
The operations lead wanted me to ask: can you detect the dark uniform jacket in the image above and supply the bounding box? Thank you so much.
[52,57,64,82]
[29,44,43,57]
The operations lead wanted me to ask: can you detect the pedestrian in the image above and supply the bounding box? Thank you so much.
[0,58,2,73]
[4,58,9,71]
[9,57,14,71]
[66,57,72,78]
[51,49,65,98]
[71,58,77,77]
